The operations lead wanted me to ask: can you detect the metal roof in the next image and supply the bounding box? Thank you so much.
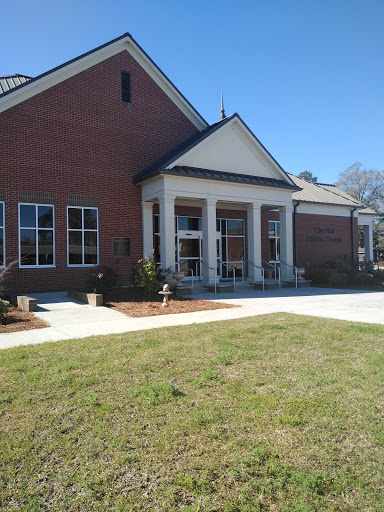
[315,183,376,214]
[142,165,301,190]
[290,174,368,208]
[0,74,31,95]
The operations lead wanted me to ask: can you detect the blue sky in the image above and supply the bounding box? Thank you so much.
[2,0,383,183]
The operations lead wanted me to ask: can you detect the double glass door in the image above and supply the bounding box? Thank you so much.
[171,216,246,280]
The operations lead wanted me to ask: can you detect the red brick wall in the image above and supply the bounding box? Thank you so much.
[295,213,358,267]
[0,51,199,293]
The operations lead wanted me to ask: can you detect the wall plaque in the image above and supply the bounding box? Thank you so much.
[113,237,130,256]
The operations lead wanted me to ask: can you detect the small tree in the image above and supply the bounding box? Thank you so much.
[134,255,162,300]
[298,170,318,183]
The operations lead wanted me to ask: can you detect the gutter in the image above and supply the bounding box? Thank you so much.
[293,202,300,266]
[351,207,357,265]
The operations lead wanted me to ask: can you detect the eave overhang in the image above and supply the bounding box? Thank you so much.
[134,165,302,191]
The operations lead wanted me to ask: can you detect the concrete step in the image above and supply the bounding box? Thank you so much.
[176,278,312,294]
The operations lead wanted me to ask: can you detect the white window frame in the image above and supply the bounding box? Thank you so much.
[18,203,55,268]
[0,201,5,268]
[67,206,99,267]
[268,220,280,263]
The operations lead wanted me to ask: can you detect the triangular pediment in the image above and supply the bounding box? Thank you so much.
[168,114,295,186]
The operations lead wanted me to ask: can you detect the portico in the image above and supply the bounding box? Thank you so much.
[136,113,301,287]
[141,181,296,285]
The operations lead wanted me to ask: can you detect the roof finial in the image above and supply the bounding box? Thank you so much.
[219,91,226,121]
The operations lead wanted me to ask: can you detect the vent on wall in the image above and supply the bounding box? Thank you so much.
[121,71,131,105]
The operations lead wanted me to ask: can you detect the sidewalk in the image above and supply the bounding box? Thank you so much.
[1,288,383,349]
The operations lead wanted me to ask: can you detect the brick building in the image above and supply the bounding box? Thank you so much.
[0,34,375,294]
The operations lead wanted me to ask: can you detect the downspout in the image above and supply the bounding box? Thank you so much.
[351,207,357,266]
[293,202,300,267]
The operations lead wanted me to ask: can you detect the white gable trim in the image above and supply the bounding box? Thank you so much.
[167,115,296,185]
[0,35,207,130]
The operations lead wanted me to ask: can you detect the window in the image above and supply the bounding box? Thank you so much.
[68,207,98,266]
[121,71,131,104]
[268,220,280,262]
[219,218,245,278]
[19,203,55,267]
[0,202,4,267]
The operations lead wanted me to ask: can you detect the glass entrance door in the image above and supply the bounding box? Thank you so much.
[177,233,202,278]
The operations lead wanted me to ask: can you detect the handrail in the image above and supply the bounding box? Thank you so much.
[242,260,265,291]
[175,261,194,294]
[199,259,217,294]
[262,260,281,288]
[278,260,298,288]
[218,260,237,292]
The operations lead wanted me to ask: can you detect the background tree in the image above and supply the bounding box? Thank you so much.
[336,162,384,264]
[298,170,318,183]
[335,162,384,213]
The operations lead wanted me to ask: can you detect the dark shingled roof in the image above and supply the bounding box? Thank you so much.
[136,165,301,190]
[133,115,235,183]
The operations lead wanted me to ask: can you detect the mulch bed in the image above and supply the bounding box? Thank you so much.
[0,307,48,333]
[105,288,238,318]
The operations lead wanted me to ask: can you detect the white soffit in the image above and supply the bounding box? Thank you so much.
[0,35,207,130]
[170,116,294,184]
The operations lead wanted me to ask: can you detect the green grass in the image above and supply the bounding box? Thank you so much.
[1,314,384,511]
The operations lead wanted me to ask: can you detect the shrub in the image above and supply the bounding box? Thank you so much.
[133,255,163,300]
[305,257,382,288]
[371,270,384,285]
[87,265,118,294]
[0,259,18,298]
[0,299,11,322]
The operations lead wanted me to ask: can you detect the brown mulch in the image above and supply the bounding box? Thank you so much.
[105,288,238,318]
[0,307,48,333]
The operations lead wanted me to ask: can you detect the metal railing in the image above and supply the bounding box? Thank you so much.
[242,260,265,291]
[175,261,195,294]
[262,260,281,288]
[218,260,237,292]
[278,260,298,288]
[199,259,217,294]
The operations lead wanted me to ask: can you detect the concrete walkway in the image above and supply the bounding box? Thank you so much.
[0,288,383,349]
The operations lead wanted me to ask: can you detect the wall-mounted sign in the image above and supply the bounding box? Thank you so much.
[113,237,130,256]
[305,227,342,244]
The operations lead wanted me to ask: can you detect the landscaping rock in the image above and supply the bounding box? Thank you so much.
[67,291,103,307]
[17,296,37,312]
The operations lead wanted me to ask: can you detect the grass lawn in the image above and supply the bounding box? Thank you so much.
[1,314,384,511]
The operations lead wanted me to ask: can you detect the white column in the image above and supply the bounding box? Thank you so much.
[159,195,175,272]
[247,202,262,281]
[279,205,294,279]
[142,201,154,258]
[202,198,217,285]
[364,223,374,261]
